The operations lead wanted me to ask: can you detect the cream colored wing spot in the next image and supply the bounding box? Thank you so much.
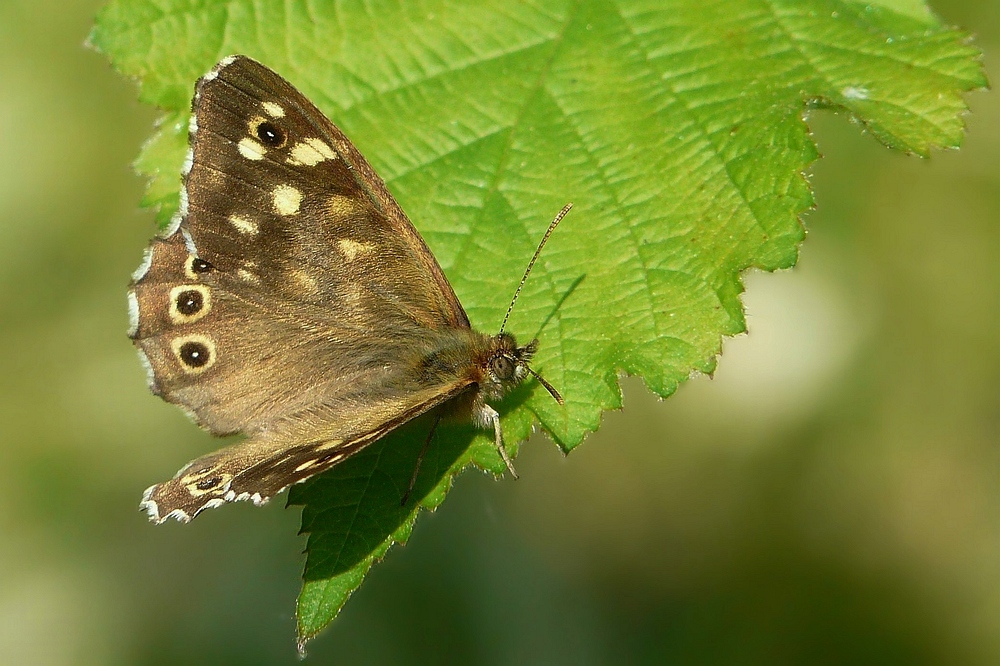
[247,115,267,133]
[292,269,318,295]
[237,137,267,161]
[237,268,260,285]
[287,138,337,166]
[183,255,199,280]
[261,101,285,118]
[316,439,344,451]
[294,460,314,473]
[229,214,258,235]
[327,194,360,219]
[338,238,374,261]
[170,334,217,374]
[272,184,302,216]
[168,284,212,324]
[294,451,346,473]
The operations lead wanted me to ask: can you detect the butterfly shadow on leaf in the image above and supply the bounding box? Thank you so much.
[289,373,545,582]
[530,273,586,342]
[289,413,481,581]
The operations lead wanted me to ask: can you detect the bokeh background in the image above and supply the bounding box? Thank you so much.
[1,1,996,664]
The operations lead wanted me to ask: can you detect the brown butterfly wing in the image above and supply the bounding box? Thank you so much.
[131,231,457,439]
[183,55,468,328]
[139,377,473,524]
[130,56,478,522]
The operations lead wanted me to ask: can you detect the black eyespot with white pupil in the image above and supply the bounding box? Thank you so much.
[256,121,285,147]
[175,289,203,316]
[192,258,213,273]
[179,341,210,368]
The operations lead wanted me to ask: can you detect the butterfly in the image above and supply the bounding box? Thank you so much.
[128,55,569,524]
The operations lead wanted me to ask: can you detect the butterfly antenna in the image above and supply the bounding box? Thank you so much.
[498,203,573,335]
[525,366,564,405]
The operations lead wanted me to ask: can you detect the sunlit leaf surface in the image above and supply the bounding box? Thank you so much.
[90,0,986,646]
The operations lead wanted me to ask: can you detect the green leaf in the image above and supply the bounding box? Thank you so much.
[91,0,986,648]
[133,110,186,223]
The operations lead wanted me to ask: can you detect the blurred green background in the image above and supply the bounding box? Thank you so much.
[0,1,996,664]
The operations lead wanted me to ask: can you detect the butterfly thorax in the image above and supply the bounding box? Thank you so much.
[415,329,537,444]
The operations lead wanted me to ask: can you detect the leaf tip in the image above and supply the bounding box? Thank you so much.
[295,635,310,660]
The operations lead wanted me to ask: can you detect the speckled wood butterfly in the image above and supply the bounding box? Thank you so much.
[129,55,568,524]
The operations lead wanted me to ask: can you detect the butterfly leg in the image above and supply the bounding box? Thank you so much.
[481,404,519,479]
[401,413,441,506]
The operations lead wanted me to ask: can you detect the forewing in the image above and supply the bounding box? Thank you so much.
[181,54,469,329]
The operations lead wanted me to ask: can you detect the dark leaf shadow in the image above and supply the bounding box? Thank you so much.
[531,273,585,340]
[289,414,476,581]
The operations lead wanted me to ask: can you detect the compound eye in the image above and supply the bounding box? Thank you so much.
[491,356,515,380]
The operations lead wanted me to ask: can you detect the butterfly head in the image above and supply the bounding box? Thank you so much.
[485,332,535,385]
[482,333,561,405]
